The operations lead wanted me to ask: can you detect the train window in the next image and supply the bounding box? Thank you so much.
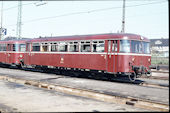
[81,45,91,52]
[97,43,105,52]
[26,43,31,52]
[58,42,68,52]
[80,41,91,52]
[13,44,19,51]
[112,41,118,52]
[131,41,142,53]
[0,44,6,51]
[119,40,130,53]
[92,41,104,52]
[41,43,49,52]
[108,41,111,52]
[99,41,104,43]
[3,44,7,51]
[7,44,12,51]
[70,45,79,52]
[51,45,58,52]
[143,42,150,54]
[20,44,26,52]
[32,43,40,51]
[42,45,49,52]
[68,42,79,52]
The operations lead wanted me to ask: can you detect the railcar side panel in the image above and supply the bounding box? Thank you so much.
[0,52,6,63]
[27,53,107,71]
[4,52,24,64]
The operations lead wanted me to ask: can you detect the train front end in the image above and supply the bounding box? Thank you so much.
[118,35,152,81]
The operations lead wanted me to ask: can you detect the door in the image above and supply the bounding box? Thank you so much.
[25,43,31,65]
[107,40,118,73]
[6,44,12,64]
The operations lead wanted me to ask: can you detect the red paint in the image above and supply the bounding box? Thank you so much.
[0,33,151,75]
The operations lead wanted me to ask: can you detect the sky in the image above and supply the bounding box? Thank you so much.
[1,0,169,39]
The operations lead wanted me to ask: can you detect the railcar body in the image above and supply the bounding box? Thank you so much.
[0,33,152,81]
[23,33,151,80]
[0,39,27,67]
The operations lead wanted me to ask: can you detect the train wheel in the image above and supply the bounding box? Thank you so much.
[145,69,152,78]
[145,72,152,78]
[128,72,136,82]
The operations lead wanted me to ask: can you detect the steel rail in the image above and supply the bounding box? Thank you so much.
[151,70,169,73]
[104,76,169,89]
[0,75,169,111]
[141,76,169,80]
[139,82,169,89]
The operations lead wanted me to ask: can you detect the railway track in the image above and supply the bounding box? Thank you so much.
[41,69,169,89]
[0,66,169,90]
[0,70,168,90]
[100,76,169,89]
[2,65,169,81]
[0,75,169,111]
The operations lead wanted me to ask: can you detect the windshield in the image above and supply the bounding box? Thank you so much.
[131,40,143,53]
[119,40,130,53]
[143,42,150,54]
[131,40,150,54]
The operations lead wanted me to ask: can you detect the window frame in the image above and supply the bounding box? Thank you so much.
[58,41,68,52]
[68,41,79,52]
[32,43,41,52]
[19,44,26,52]
[0,44,7,51]
[80,40,91,52]
[119,40,131,53]
[92,40,105,52]
[41,42,49,52]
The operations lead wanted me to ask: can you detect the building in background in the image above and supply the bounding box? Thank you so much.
[150,38,169,65]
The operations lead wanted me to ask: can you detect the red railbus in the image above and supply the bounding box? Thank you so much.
[22,33,151,81]
[0,39,27,67]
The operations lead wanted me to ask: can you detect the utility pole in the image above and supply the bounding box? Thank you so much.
[0,1,3,40]
[121,0,125,33]
[16,0,22,39]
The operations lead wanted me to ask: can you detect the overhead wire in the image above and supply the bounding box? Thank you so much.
[5,0,167,27]
[3,2,36,11]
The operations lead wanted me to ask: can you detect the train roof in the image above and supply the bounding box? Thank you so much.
[0,33,150,44]
[0,38,30,44]
[27,33,150,42]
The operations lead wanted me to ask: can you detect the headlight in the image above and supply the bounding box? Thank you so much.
[148,58,151,62]
[132,57,135,62]
[20,54,23,58]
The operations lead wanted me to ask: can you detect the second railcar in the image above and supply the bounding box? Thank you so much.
[0,39,27,67]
